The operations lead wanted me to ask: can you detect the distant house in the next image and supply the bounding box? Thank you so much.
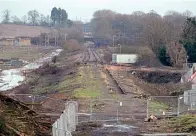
[0,37,15,46]
[15,37,31,46]
[83,23,92,33]
[0,37,31,46]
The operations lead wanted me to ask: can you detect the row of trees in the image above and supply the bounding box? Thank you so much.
[51,7,67,25]
[181,17,196,63]
[91,10,193,67]
[2,7,72,27]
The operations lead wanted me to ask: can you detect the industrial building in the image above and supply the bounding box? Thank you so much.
[0,37,31,46]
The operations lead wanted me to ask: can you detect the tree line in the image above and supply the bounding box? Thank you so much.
[1,7,73,27]
[91,9,195,67]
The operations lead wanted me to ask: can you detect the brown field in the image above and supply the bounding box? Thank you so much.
[0,46,57,62]
[0,24,56,38]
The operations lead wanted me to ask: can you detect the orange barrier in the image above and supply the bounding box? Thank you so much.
[188,71,196,82]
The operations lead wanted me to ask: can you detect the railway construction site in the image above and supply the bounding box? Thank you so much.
[0,41,195,135]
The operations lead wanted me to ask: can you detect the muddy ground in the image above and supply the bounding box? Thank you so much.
[2,45,194,135]
[132,71,182,84]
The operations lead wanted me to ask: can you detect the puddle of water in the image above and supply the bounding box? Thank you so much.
[102,124,138,132]
[93,123,139,136]
[0,49,62,91]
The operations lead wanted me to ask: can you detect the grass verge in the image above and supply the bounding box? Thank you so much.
[149,100,168,115]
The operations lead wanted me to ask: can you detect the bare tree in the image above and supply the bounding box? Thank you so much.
[66,21,84,42]
[2,10,11,24]
[132,11,145,17]
[12,15,22,24]
[91,10,116,42]
[142,11,168,54]
[39,14,50,26]
[163,11,187,41]
[46,15,51,26]
[183,10,193,17]
[28,10,40,26]
[167,41,186,67]
[22,15,28,24]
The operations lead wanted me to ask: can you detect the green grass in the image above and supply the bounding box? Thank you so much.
[73,88,100,98]
[57,75,82,91]
[0,46,53,62]
[149,100,168,115]
[71,66,101,98]
[170,115,196,133]
[33,65,102,98]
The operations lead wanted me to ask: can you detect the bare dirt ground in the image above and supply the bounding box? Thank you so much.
[2,44,194,135]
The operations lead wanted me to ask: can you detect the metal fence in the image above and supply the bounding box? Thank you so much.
[147,96,179,117]
[52,101,78,136]
[90,99,118,122]
[7,94,78,136]
[179,92,196,114]
[88,99,146,123]
[147,94,196,118]
[7,94,196,135]
[8,94,66,114]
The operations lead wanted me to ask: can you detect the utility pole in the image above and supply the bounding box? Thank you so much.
[45,34,46,46]
[40,30,42,46]
[65,33,67,41]
[47,34,49,46]
[113,36,115,53]
[56,34,58,46]
[120,44,121,54]
[55,33,56,46]
[118,44,121,54]
[16,28,19,37]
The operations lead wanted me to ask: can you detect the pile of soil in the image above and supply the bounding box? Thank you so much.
[0,94,52,136]
[132,71,181,84]
[34,63,62,76]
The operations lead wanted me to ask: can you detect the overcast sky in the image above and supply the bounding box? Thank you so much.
[0,0,196,22]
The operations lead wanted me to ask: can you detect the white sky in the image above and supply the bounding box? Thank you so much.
[0,0,196,22]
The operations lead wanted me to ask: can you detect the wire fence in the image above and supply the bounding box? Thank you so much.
[147,94,196,118]
[147,96,178,117]
[7,94,78,136]
[7,93,196,135]
[180,92,196,114]
[80,95,196,124]
[81,98,147,123]
[90,99,118,122]
[8,94,66,114]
